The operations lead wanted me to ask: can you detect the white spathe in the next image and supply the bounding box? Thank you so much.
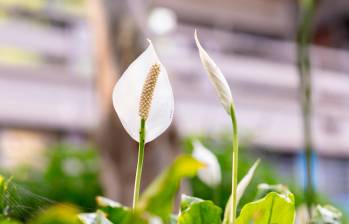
[192,140,221,188]
[112,40,174,143]
[194,30,233,114]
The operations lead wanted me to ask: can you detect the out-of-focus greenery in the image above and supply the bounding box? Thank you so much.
[0,175,81,224]
[182,135,348,221]
[0,203,80,224]
[137,155,203,223]
[311,205,342,224]
[0,144,102,221]
[28,204,80,224]
[182,135,303,212]
[41,144,102,210]
[82,155,204,224]
[80,157,297,224]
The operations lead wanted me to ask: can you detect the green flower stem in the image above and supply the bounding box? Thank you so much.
[133,118,146,208]
[230,104,239,224]
[213,185,220,206]
[297,0,316,217]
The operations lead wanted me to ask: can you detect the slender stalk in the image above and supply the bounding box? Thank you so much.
[132,118,146,208]
[297,0,316,217]
[229,104,239,224]
[213,185,220,206]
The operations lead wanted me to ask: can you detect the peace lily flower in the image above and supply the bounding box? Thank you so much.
[194,30,233,114]
[192,140,221,188]
[195,30,239,224]
[113,40,174,143]
[112,40,174,208]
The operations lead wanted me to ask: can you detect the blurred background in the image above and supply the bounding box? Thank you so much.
[0,0,348,221]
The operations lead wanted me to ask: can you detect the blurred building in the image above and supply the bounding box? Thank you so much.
[0,0,95,168]
[0,0,348,211]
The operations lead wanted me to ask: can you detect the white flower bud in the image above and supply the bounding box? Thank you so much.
[195,30,233,114]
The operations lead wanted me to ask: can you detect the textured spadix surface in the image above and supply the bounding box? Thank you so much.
[113,41,174,143]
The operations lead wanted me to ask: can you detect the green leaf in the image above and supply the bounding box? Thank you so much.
[0,177,16,218]
[177,195,222,224]
[0,175,6,214]
[236,191,295,224]
[95,197,148,224]
[121,212,148,224]
[137,155,204,222]
[29,204,80,224]
[311,205,342,224]
[96,197,130,223]
[0,219,21,224]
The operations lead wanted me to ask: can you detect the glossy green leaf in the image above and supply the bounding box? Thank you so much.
[121,213,148,224]
[236,191,295,224]
[96,197,130,223]
[177,195,222,224]
[137,155,203,222]
[95,197,148,224]
[29,204,80,224]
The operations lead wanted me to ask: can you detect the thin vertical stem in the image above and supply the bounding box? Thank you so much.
[229,104,239,224]
[133,118,146,208]
[213,186,220,206]
[297,0,316,217]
